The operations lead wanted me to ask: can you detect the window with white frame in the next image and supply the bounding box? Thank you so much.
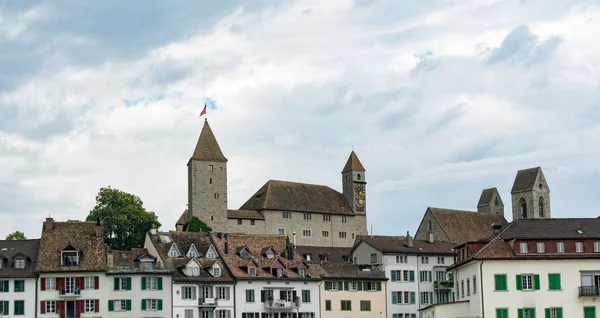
[145,299,158,310]
[437,257,445,264]
[213,267,221,277]
[521,274,533,290]
[473,276,477,294]
[46,277,56,290]
[46,300,56,314]
[281,290,293,302]
[145,277,158,290]
[182,286,196,300]
[216,310,230,318]
[298,268,306,278]
[339,232,347,238]
[420,291,430,304]
[85,299,95,313]
[348,282,358,291]
[84,277,95,289]
[421,257,429,264]
[187,264,200,277]
[302,230,311,237]
[519,242,528,253]
[396,255,407,263]
[206,246,217,258]
[217,286,229,300]
[549,308,560,318]
[248,267,257,276]
[420,271,428,282]
[556,242,565,253]
[370,253,377,263]
[14,257,26,269]
[594,242,600,253]
[168,244,179,257]
[201,311,211,318]
[114,300,127,311]
[403,270,409,282]
[536,242,545,253]
[576,242,584,253]
[282,212,292,219]
[368,282,377,291]
[328,281,338,290]
[277,229,285,235]
[466,278,471,295]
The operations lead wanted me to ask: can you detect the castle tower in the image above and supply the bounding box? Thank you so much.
[188,120,228,231]
[511,167,551,220]
[342,151,366,215]
[477,187,504,216]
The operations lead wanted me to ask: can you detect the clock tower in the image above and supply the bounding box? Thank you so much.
[342,151,367,215]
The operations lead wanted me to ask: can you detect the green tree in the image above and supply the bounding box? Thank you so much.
[86,186,161,250]
[187,216,212,232]
[6,231,26,240]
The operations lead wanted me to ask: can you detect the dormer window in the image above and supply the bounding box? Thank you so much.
[206,245,217,259]
[185,260,201,277]
[298,268,306,278]
[248,268,256,276]
[266,251,275,259]
[61,245,79,266]
[14,256,26,269]
[272,268,283,278]
[239,248,251,260]
[319,254,328,262]
[187,244,199,258]
[168,244,180,258]
[213,267,221,277]
[303,254,312,261]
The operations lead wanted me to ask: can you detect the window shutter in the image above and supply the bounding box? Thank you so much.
[126,299,132,311]
[94,276,99,289]
[428,271,432,282]
[108,300,114,312]
[518,308,524,318]
[338,281,343,290]
[40,301,46,314]
[226,287,231,300]
[280,290,284,300]
[534,275,540,290]
[126,277,132,290]
[343,282,349,291]
[410,292,415,304]
[41,278,46,291]
[114,278,119,291]
[357,282,362,291]
[3,301,8,315]
[324,282,329,291]
[376,281,382,291]
[141,277,146,290]
[556,308,563,318]
[430,292,433,303]
[56,277,64,290]
[158,277,163,290]
[516,275,522,290]
[292,290,297,301]
[261,290,266,302]
[2,281,7,292]
[392,292,397,304]
[95,299,99,312]
[158,299,163,310]
[409,271,415,282]
[391,271,397,282]
[530,308,536,318]
[545,308,550,318]
[141,299,146,310]
[242,313,247,318]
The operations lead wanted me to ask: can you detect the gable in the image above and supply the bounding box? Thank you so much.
[511,167,545,193]
[186,244,200,258]
[168,244,180,257]
[269,259,285,269]
[185,258,201,269]
[421,208,508,245]
[414,209,451,243]
[205,245,218,258]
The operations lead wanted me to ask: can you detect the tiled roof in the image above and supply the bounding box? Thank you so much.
[227,210,265,220]
[500,218,600,240]
[0,239,40,277]
[341,151,365,173]
[477,188,501,207]
[176,210,189,226]
[239,180,353,215]
[295,246,353,264]
[107,248,166,274]
[428,207,508,245]
[511,167,541,193]
[190,120,228,162]
[212,233,318,280]
[35,220,106,273]
[318,263,386,280]
[355,236,455,255]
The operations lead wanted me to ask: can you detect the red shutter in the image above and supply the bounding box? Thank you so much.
[95,299,99,312]
[56,277,65,290]
[76,277,84,290]
[57,301,65,314]
[40,301,46,314]
[94,276,99,289]
[77,300,84,314]
[41,278,46,291]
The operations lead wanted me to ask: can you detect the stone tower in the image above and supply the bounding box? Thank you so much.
[510,167,551,220]
[342,151,366,215]
[188,120,228,230]
[477,187,504,216]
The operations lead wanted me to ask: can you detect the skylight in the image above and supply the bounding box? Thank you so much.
[577,230,584,235]
[159,235,172,243]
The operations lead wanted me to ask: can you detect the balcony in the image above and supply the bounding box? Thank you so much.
[434,281,454,290]
[199,298,218,307]
[579,286,600,297]
[263,299,300,311]
[58,288,81,298]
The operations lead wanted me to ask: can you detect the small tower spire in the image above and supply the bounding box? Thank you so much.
[190,120,228,162]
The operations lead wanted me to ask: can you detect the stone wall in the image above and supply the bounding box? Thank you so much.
[188,160,228,231]
[415,210,451,243]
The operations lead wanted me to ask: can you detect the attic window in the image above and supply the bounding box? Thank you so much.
[0,248,6,252]
[168,244,180,258]
[577,230,584,235]
[342,255,351,263]
[14,256,26,269]
[241,249,251,260]
[213,267,221,277]
[357,174,361,180]
[494,197,499,206]
[248,267,256,276]
[62,251,78,266]
[266,251,275,259]
[298,268,306,277]
[303,254,312,261]
[319,254,329,262]
[272,268,283,278]
[159,235,172,243]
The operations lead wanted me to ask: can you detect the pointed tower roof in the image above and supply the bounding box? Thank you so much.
[511,167,543,194]
[190,120,228,162]
[341,151,365,173]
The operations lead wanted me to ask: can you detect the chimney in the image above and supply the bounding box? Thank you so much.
[492,223,503,235]
[107,251,114,267]
[427,232,434,244]
[405,231,413,248]
[45,218,54,231]
[217,232,222,240]
[224,233,229,255]
[94,218,102,237]
[292,231,297,247]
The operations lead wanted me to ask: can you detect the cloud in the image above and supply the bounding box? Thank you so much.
[1,0,600,240]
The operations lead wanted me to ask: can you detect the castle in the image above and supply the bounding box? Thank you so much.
[177,120,368,247]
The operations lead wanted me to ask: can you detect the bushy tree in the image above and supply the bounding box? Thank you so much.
[6,231,26,240]
[187,216,212,233]
[86,186,161,250]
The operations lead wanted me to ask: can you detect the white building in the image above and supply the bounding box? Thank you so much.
[351,234,456,318]
[212,233,321,318]
[145,230,235,318]
[35,218,108,318]
[422,218,600,318]
[0,239,40,318]
[106,248,172,318]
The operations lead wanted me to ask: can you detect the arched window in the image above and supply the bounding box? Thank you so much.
[520,198,527,218]
[539,197,544,217]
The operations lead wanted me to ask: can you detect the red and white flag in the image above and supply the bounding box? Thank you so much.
[199,104,207,118]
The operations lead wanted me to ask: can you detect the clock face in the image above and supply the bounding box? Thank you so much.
[354,183,365,207]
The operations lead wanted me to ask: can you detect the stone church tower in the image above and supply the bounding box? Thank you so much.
[342,151,367,216]
[477,187,504,216]
[187,120,228,230]
[511,167,551,220]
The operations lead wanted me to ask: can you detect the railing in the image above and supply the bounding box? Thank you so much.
[199,297,218,306]
[434,281,454,289]
[263,299,300,310]
[579,286,600,297]
[58,288,81,298]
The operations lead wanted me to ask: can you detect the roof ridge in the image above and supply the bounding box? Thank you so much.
[472,222,516,259]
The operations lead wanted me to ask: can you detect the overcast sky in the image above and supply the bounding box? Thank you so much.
[1,0,599,240]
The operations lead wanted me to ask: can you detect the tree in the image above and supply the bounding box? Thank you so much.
[6,231,26,240]
[187,216,212,233]
[86,186,161,251]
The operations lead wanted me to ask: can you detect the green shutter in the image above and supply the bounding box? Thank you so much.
[108,300,114,312]
[496,308,508,318]
[376,281,382,291]
[141,277,146,290]
[430,292,433,304]
[516,275,522,290]
[158,277,163,290]
[338,281,343,290]
[428,271,432,282]
[141,299,146,310]
[391,271,397,282]
[534,275,540,290]
[126,300,131,311]
[357,282,362,291]
[261,290,266,302]
[495,275,507,291]
[549,274,561,290]
[325,300,331,311]
[3,301,7,315]
[545,308,550,318]
[3,281,7,292]
[392,292,397,304]
[114,278,119,291]
[126,277,132,290]
[530,308,536,318]
[584,307,596,318]
[158,299,163,310]
[556,308,563,318]
[409,271,415,282]
[242,313,247,318]
[410,292,415,304]
[518,308,524,318]
[343,282,349,291]
[324,282,329,291]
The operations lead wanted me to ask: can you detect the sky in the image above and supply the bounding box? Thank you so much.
[1,0,600,240]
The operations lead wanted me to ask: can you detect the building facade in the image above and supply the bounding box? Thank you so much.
[0,239,40,318]
[351,235,455,318]
[182,121,367,247]
[144,230,235,318]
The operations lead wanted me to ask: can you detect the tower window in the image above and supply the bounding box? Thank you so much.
[357,174,361,180]
[209,165,214,171]
[237,219,242,225]
[210,178,212,184]
[520,198,527,218]
[428,220,432,232]
[214,193,219,199]
[539,197,544,217]
[494,196,499,206]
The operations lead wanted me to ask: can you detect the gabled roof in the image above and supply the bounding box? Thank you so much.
[176,210,189,226]
[186,244,199,257]
[316,263,387,280]
[354,236,455,255]
[511,167,542,193]
[295,246,353,264]
[239,180,353,215]
[168,243,181,257]
[108,248,163,274]
[36,221,106,273]
[427,207,508,245]
[477,188,502,207]
[341,151,365,173]
[0,239,40,277]
[227,210,265,220]
[190,120,228,162]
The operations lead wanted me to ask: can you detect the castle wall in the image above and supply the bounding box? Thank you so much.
[188,160,228,230]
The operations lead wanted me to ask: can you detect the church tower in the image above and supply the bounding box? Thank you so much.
[511,167,551,220]
[477,187,504,216]
[342,151,366,215]
[188,120,228,231]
